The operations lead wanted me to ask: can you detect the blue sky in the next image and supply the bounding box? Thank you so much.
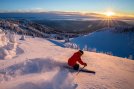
[0,0,133,15]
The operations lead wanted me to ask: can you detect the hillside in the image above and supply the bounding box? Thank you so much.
[71,28,134,59]
[0,34,134,89]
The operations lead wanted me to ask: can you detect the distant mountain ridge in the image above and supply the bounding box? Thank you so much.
[33,20,132,33]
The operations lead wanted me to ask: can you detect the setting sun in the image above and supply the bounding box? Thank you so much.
[105,11,115,17]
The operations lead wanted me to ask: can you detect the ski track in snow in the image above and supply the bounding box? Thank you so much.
[0,35,134,89]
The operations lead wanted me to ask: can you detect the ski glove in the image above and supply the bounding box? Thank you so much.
[83,63,87,66]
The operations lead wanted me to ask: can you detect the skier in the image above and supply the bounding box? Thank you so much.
[68,50,87,70]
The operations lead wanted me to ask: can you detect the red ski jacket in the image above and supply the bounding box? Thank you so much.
[68,51,85,67]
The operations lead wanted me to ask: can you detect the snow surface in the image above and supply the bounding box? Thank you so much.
[0,35,134,89]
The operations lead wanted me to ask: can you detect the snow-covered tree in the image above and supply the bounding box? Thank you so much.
[20,35,25,40]
[91,48,96,52]
[106,52,113,55]
[64,36,70,42]
[83,45,88,51]
[0,29,8,47]
[64,42,79,49]
[6,32,16,43]
[128,55,133,60]
[0,29,17,59]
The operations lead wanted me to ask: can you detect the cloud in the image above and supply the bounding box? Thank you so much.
[0,9,133,20]
[41,11,103,20]
[0,8,46,13]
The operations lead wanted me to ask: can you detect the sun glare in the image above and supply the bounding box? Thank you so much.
[105,11,115,17]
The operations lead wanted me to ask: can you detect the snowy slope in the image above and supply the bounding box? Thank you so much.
[0,35,134,89]
[71,30,134,59]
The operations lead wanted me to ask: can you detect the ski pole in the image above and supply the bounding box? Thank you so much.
[76,66,85,75]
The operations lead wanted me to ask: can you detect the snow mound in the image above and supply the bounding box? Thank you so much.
[13,69,77,89]
[0,58,77,89]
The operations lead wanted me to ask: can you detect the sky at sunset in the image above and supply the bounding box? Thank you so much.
[0,0,134,19]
